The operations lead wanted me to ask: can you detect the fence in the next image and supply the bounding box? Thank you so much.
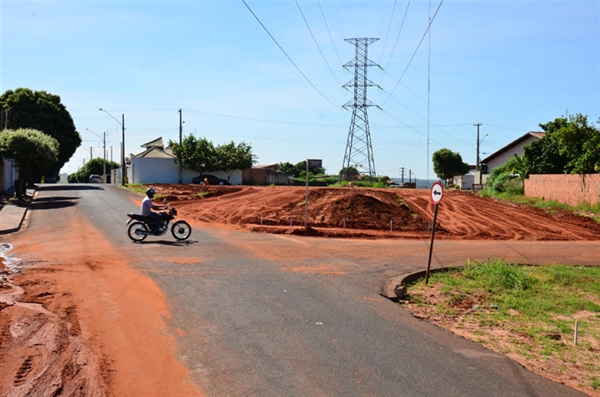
[524,174,600,206]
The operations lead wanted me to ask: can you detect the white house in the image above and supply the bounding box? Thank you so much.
[476,131,545,185]
[126,137,242,185]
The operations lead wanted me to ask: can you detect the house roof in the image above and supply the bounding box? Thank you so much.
[133,146,174,159]
[141,137,164,149]
[481,131,545,164]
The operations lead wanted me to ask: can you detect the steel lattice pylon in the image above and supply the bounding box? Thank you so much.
[341,37,380,180]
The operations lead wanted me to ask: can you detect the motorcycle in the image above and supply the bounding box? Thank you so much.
[126,201,192,242]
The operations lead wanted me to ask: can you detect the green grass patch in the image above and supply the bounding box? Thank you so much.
[405,259,600,392]
[478,192,600,224]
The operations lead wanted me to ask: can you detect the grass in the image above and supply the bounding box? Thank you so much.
[480,192,600,223]
[405,259,600,392]
[120,183,166,199]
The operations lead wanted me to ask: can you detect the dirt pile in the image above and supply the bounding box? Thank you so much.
[154,185,600,241]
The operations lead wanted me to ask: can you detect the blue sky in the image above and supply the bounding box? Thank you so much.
[1,1,599,180]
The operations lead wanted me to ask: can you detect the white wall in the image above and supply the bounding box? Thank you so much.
[130,157,243,184]
[2,159,15,191]
[485,135,538,171]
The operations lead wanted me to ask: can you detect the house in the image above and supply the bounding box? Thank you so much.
[242,164,291,185]
[126,137,242,185]
[475,131,545,186]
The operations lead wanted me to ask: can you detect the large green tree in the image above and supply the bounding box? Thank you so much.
[169,135,217,175]
[0,88,81,178]
[432,148,470,186]
[215,141,257,182]
[0,129,59,198]
[522,136,568,175]
[538,114,600,174]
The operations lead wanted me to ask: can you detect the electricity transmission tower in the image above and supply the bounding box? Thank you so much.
[341,38,381,180]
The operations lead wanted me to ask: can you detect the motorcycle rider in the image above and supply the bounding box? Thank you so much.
[141,187,168,233]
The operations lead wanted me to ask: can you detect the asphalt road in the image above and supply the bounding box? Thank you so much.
[24,184,593,396]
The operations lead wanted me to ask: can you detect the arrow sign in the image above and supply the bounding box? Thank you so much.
[430,182,444,204]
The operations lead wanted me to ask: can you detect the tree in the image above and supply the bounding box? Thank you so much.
[432,148,470,186]
[523,136,568,175]
[0,88,81,178]
[67,158,121,183]
[278,162,296,176]
[0,129,58,198]
[338,166,360,180]
[215,141,257,182]
[169,135,217,175]
[539,114,600,174]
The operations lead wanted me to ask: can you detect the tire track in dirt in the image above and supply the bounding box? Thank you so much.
[154,185,600,241]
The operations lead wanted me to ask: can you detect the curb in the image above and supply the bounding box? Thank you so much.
[0,189,36,235]
[382,267,452,301]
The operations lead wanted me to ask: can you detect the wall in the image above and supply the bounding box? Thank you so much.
[1,159,16,192]
[524,174,600,206]
[130,157,242,185]
[486,135,539,171]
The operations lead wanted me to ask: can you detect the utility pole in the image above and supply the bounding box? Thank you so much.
[474,123,482,186]
[341,38,380,180]
[400,167,406,183]
[178,109,183,184]
[90,146,93,162]
[103,131,106,183]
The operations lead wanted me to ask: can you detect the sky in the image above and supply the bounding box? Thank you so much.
[1,0,599,181]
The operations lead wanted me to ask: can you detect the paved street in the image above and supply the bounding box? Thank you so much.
[8,184,595,396]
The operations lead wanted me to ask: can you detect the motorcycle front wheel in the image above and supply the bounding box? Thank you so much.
[171,220,192,241]
[128,221,149,242]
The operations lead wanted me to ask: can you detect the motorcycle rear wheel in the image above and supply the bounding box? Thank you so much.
[171,220,192,241]
[128,221,149,242]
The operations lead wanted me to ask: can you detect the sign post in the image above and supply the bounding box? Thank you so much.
[426,182,444,284]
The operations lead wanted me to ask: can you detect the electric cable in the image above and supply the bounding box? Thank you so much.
[317,0,344,66]
[382,0,444,105]
[241,0,339,107]
[378,0,398,65]
[295,0,343,86]
[380,0,411,85]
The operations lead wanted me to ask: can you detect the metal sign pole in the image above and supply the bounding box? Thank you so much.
[425,203,439,284]
[426,181,444,285]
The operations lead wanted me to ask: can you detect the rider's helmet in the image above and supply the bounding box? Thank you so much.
[146,187,156,198]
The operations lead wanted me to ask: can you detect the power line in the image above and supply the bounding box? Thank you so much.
[380,0,412,84]
[241,0,338,107]
[183,109,343,128]
[294,0,343,86]
[382,0,445,105]
[378,0,398,65]
[317,0,344,66]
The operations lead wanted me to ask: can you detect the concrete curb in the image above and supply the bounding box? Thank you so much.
[382,267,453,301]
[0,188,36,235]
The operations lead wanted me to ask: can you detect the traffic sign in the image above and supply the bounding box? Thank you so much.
[430,182,444,204]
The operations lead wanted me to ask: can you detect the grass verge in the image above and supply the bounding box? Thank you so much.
[403,259,600,394]
[480,192,600,223]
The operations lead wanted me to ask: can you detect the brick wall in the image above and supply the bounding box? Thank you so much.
[524,174,600,206]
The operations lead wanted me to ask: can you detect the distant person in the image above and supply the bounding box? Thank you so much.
[204,177,209,186]
[141,187,168,233]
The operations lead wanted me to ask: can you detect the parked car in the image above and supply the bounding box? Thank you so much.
[89,174,102,183]
[192,175,231,185]
[44,176,57,183]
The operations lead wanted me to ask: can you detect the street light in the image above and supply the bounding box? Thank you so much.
[99,108,126,186]
[474,122,489,186]
[86,128,106,183]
